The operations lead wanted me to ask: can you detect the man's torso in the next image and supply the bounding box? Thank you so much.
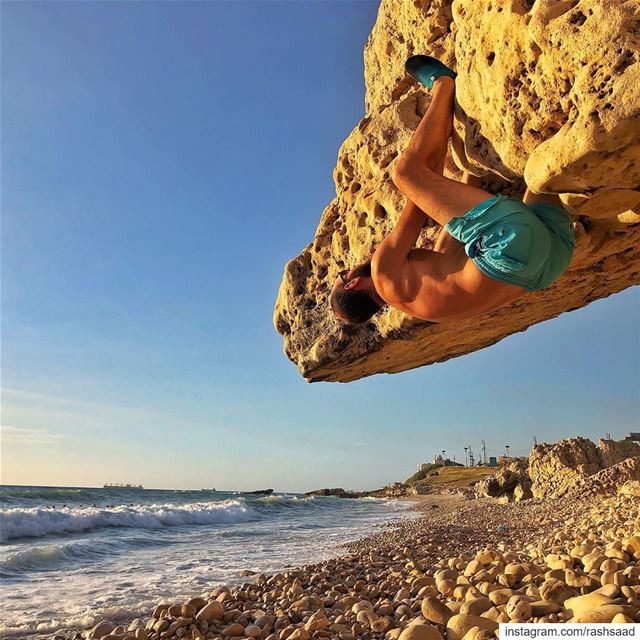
[375,242,527,322]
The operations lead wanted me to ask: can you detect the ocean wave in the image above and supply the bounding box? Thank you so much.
[255,494,315,506]
[0,500,256,541]
[0,541,92,573]
[0,533,172,575]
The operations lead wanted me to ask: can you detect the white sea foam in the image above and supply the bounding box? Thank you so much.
[0,500,256,541]
[0,603,150,639]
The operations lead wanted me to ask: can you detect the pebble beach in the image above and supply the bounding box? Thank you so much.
[73,491,640,640]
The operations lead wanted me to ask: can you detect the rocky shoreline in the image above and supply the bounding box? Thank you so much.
[72,489,639,640]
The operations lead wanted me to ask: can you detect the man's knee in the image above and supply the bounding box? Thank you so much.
[392,154,437,194]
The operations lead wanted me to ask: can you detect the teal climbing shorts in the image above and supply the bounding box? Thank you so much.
[444,194,575,292]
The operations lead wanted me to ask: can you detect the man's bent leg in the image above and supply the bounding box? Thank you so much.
[394,157,495,228]
[394,79,495,227]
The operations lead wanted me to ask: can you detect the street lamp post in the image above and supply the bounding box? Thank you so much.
[464,447,468,467]
[505,445,510,459]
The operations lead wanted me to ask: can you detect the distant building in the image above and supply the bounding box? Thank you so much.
[489,456,498,467]
[433,454,456,467]
[624,432,640,442]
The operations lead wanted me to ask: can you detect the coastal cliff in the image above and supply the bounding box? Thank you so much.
[273,0,640,382]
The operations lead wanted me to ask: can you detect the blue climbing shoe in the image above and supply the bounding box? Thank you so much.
[405,55,456,89]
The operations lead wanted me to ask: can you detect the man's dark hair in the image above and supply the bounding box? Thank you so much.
[330,261,384,324]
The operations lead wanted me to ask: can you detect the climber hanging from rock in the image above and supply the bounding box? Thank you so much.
[330,56,575,324]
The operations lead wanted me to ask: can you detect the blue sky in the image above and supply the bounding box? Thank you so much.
[2,1,638,491]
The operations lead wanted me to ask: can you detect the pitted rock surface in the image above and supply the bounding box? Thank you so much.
[274,0,640,382]
[599,437,640,468]
[529,437,640,499]
[572,456,640,498]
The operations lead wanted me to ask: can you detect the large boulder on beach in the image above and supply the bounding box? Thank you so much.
[599,438,640,467]
[475,459,530,501]
[529,436,640,498]
[273,0,640,382]
[529,437,601,498]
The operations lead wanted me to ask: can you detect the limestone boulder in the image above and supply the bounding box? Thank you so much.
[573,456,640,497]
[599,438,640,468]
[529,437,602,498]
[274,0,640,382]
[475,459,530,501]
[529,437,640,498]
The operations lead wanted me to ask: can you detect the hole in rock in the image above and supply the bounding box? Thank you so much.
[614,51,635,73]
[569,11,586,25]
[530,42,542,57]
[277,319,291,335]
[374,204,387,220]
[512,0,535,14]
[487,52,496,65]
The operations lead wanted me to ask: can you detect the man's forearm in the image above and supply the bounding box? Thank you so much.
[373,198,425,274]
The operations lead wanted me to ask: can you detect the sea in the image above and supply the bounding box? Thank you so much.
[0,485,415,638]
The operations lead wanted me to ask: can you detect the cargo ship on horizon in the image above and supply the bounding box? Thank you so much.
[103,483,144,489]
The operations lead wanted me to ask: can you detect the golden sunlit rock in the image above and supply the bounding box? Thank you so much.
[274,0,640,382]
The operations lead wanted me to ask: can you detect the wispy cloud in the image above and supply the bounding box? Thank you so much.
[1,425,67,446]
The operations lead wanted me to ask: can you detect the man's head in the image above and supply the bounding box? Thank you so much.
[329,260,385,324]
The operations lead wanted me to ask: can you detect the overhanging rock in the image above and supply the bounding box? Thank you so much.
[274,0,640,383]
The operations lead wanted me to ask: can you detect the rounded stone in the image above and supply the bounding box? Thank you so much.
[612,613,635,623]
[421,597,453,625]
[181,604,197,618]
[445,615,498,640]
[505,596,532,621]
[460,598,492,616]
[398,623,443,640]
[89,622,115,640]
[222,623,246,637]
[196,601,225,622]
[573,605,637,623]
[564,592,612,617]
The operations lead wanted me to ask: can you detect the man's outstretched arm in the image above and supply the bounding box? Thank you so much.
[371,199,426,302]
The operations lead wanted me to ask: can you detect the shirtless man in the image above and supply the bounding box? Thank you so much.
[330,56,575,324]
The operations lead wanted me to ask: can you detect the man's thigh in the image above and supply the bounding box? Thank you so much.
[395,165,495,228]
[433,227,464,254]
